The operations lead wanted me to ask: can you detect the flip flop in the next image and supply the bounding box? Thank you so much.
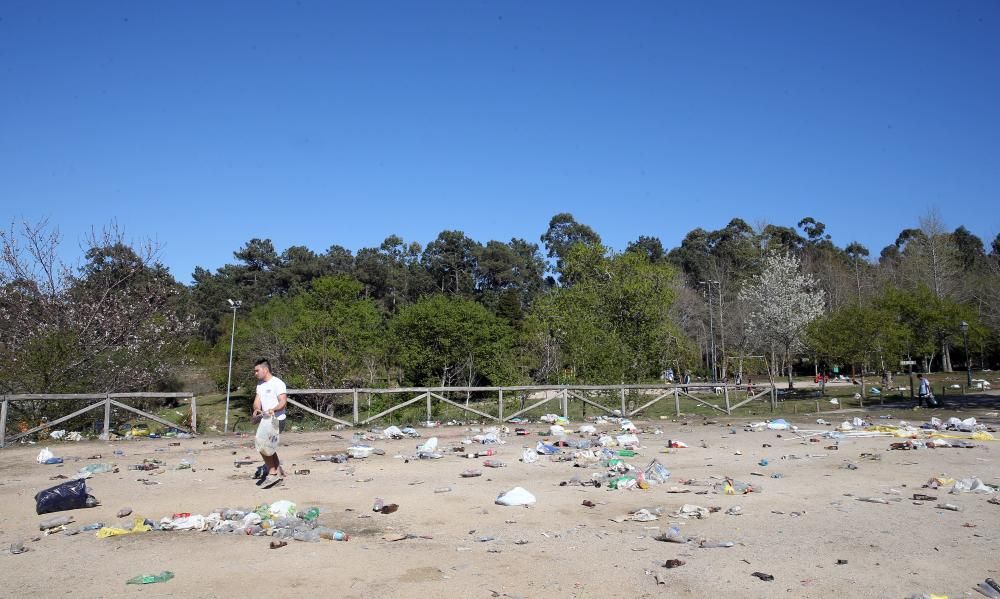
[262,475,284,489]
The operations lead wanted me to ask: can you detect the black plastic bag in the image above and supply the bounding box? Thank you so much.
[34,479,95,515]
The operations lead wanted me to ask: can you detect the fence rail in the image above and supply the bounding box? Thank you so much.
[1,383,779,448]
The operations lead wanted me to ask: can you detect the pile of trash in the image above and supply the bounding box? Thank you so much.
[381,426,420,439]
[76,500,350,542]
[922,416,988,433]
[924,476,998,495]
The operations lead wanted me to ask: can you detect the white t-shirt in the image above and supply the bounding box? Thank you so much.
[257,376,287,420]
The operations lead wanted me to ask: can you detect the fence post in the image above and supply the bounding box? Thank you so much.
[620,387,627,417]
[498,389,504,422]
[190,396,197,433]
[426,392,432,423]
[352,389,359,426]
[0,396,7,448]
[562,389,569,419]
[104,393,111,438]
[724,385,731,415]
[674,387,680,417]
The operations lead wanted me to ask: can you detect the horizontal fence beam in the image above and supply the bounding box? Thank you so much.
[289,384,762,395]
[5,392,194,402]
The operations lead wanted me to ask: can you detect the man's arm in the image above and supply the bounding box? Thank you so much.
[275,392,288,414]
[252,393,262,416]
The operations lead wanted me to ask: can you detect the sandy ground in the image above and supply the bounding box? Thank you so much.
[2,409,999,599]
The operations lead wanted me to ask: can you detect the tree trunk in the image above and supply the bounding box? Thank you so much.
[786,348,794,389]
[941,341,953,372]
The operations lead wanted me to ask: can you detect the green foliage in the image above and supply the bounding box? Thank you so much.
[876,285,983,362]
[389,295,518,387]
[236,276,384,389]
[527,243,690,383]
[808,304,908,369]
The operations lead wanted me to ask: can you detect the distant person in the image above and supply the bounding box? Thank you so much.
[682,371,691,393]
[917,373,936,408]
[666,367,675,383]
[252,358,288,487]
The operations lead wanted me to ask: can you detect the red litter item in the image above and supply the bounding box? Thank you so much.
[172,513,191,519]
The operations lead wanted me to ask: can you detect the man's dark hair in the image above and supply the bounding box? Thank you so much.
[254,358,272,372]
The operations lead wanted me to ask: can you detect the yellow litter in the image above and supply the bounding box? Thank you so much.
[96,518,151,538]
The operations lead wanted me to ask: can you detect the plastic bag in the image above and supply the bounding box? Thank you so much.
[644,459,671,485]
[521,448,538,464]
[268,500,297,518]
[254,416,280,457]
[535,441,558,455]
[35,479,93,515]
[36,448,55,463]
[417,437,438,453]
[616,434,639,448]
[495,487,536,506]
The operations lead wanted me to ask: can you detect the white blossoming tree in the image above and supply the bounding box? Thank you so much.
[739,252,825,388]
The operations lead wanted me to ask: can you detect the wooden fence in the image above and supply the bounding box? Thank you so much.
[0,392,195,448]
[286,382,778,427]
[1,382,777,448]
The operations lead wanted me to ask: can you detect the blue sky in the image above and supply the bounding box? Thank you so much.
[1,1,998,282]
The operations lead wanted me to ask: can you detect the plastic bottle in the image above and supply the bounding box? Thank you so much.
[81,522,105,531]
[39,515,73,530]
[317,527,349,541]
[274,517,304,529]
[302,507,320,522]
[126,571,174,585]
[293,530,320,542]
[976,581,1000,599]
[483,460,506,468]
[655,527,688,543]
[372,498,385,512]
[698,539,735,548]
[434,486,453,493]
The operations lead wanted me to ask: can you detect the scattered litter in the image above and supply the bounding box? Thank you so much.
[495,487,536,506]
[672,504,709,519]
[126,571,174,585]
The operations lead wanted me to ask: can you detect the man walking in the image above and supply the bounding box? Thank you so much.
[917,373,936,408]
[252,358,287,487]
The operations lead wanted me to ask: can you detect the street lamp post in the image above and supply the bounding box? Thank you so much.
[960,321,971,388]
[224,299,242,433]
